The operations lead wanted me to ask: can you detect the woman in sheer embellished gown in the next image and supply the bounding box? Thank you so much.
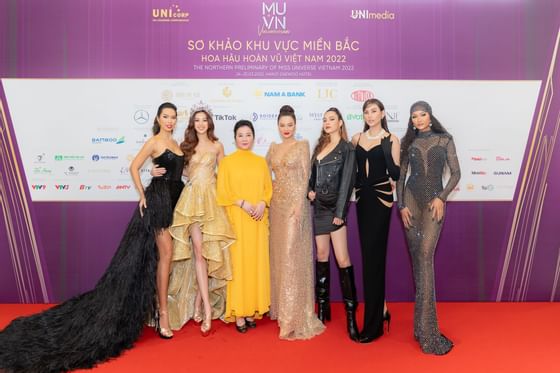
[396,101,461,355]
[0,102,184,372]
[350,98,400,343]
[164,108,234,336]
[266,105,325,340]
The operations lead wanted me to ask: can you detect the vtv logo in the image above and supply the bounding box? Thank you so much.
[55,184,69,190]
[31,184,46,190]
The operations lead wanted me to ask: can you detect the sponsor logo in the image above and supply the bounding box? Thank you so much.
[256,90,305,98]
[350,9,396,21]
[34,153,46,163]
[309,112,323,121]
[222,86,232,98]
[351,90,374,102]
[471,171,487,175]
[496,156,511,161]
[466,183,475,191]
[54,184,70,190]
[79,184,92,191]
[135,133,149,145]
[255,136,271,146]
[214,114,238,121]
[259,2,289,36]
[346,113,363,121]
[31,184,47,190]
[64,166,79,176]
[493,171,512,176]
[92,154,119,161]
[134,110,150,125]
[115,184,132,190]
[152,4,189,22]
[318,89,337,99]
[481,184,495,191]
[471,156,487,161]
[252,112,276,122]
[54,154,85,161]
[97,184,112,190]
[385,110,399,123]
[32,166,52,175]
[91,136,125,144]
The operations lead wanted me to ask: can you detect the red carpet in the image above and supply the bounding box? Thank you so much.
[1,303,558,372]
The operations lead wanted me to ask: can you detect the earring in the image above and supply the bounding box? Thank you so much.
[429,122,432,127]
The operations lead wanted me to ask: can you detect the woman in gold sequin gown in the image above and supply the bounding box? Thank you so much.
[165,109,234,335]
[266,105,325,340]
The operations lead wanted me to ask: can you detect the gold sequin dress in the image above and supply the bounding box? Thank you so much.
[167,151,235,330]
[267,140,325,340]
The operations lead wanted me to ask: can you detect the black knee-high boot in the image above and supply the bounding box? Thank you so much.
[339,265,359,341]
[315,261,331,323]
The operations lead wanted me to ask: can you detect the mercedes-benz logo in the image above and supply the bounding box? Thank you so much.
[134,110,149,124]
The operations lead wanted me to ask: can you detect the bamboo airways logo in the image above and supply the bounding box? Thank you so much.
[350,9,396,21]
[259,2,289,36]
[152,3,189,22]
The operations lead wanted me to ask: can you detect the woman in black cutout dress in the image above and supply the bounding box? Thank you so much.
[351,98,400,343]
[0,102,184,372]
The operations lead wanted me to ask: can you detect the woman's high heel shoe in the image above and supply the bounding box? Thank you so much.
[155,310,174,339]
[201,317,213,337]
[193,307,203,324]
[383,310,391,333]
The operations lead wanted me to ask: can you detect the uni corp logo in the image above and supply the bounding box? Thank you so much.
[152,4,189,22]
[259,2,289,36]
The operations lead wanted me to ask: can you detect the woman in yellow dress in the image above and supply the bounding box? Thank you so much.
[154,107,234,336]
[217,120,272,333]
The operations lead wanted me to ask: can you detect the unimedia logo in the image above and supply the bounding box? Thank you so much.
[493,171,512,176]
[351,90,374,102]
[252,112,277,122]
[259,2,289,36]
[54,184,70,190]
[91,136,125,145]
[471,171,487,175]
[214,114,238,121]
[31,184,47,190]
[152,3,189,22]
[79,184,92,191]
[350,9,396,21]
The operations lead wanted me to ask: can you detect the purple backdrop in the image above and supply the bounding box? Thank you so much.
[0,0,559,303]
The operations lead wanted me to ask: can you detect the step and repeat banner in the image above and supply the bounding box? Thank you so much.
[4,79,539,202]
[0,0,559,303]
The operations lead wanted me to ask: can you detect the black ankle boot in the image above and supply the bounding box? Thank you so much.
[315,261,331,323]
[339,265,359,341]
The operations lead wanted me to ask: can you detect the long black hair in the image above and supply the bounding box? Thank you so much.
[152,102,177,135]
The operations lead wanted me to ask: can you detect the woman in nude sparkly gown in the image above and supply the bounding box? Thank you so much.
[266,105,325,340]
[397,101,461,355]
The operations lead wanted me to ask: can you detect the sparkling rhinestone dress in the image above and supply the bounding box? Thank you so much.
[267,140,325,340]
[396,130,460,355]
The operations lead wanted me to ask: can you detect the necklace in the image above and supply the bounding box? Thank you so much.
[365,129,385,140]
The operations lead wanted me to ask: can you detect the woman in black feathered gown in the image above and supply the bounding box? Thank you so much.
[0,102,185,372]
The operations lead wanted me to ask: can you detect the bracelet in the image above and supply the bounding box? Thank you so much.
[240,200,245,209]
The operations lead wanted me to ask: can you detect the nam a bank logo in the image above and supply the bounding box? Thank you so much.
[259,2,290,36]
[255,89,305,98]
[152,3,189,22]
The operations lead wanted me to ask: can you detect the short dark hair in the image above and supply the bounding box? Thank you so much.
[234,120,255,136]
